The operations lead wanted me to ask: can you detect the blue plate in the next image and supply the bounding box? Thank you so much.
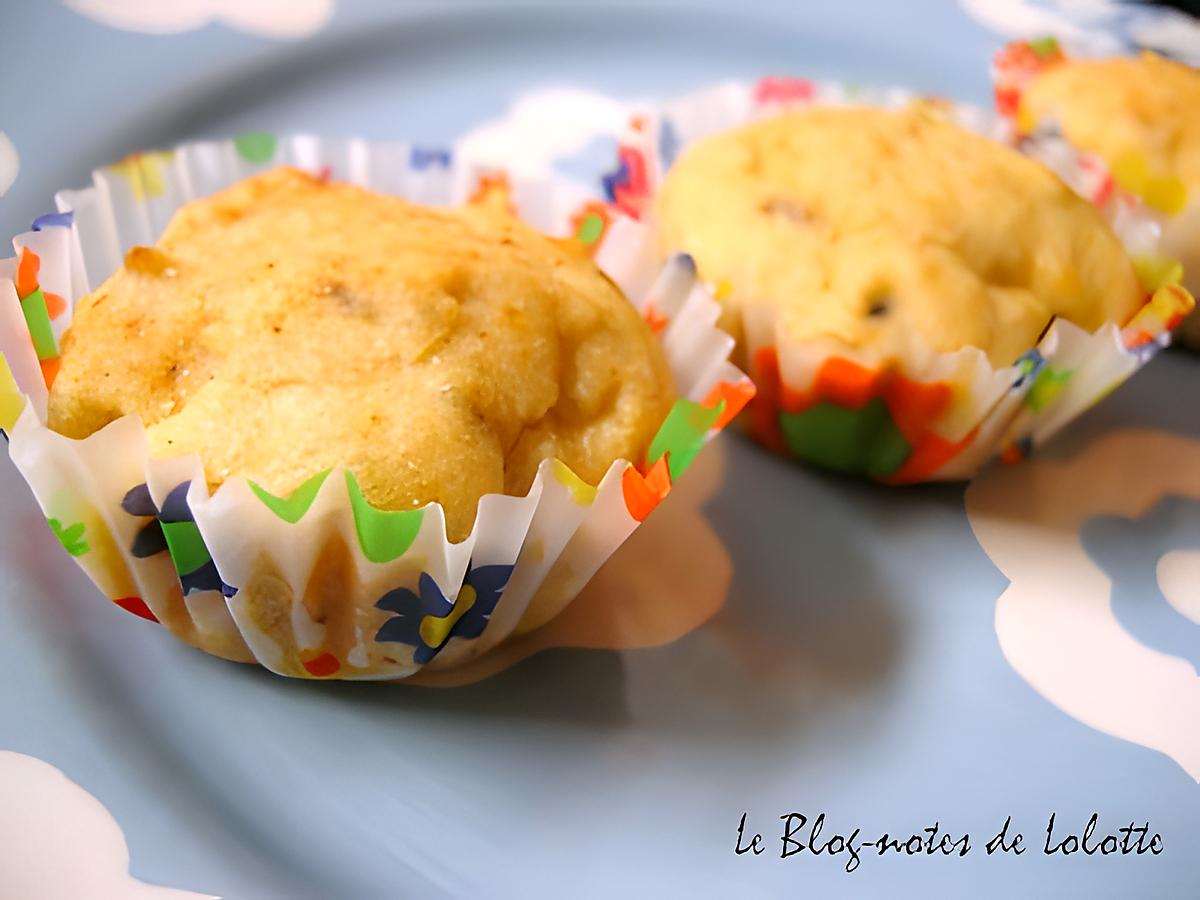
[2,2,1199,897]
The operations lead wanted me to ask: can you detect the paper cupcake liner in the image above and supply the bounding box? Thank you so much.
[0,133,753,680]
[992,37,1200,348]
[597,76,1194,481]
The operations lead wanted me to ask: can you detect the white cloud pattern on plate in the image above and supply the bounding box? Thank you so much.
[64,0,332,39]
[0,751,216,899]
[0,133,18,197]
[966,430,1200,782]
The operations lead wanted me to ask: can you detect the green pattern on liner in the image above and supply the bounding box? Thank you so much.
[47,518,88,557]
[345,471,424,564]
[576,213,605,245]
[647,398,725,481]
[20,289,57,360]
[1029,35,1060,58]
[250,469,332,524]
[161,520,211,576]
[780,398,912,478]
[233,131,278,165]
[1026,365,1073,413]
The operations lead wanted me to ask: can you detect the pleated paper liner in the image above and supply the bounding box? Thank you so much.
[0,134,753,680]
[992,37,1200,349]
[598,77,1193,482]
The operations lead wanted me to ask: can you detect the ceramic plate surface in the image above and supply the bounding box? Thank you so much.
[2,2,1199,897]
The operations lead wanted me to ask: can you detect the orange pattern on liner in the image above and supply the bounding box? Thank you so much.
[751,347,967,480]
[643,303,669,335]
[886,427,979,484]
[15,248,38,299]
[39,358,61,388]
[302,652,341,677]
[622,456,672,522]
[702,380,756,430]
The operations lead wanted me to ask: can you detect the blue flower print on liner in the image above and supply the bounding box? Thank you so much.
[121,481,231,596]
[122,483,167,556]
[409,147,451,170]
[30,210,74,231]
[600,154,629,206]
[375,562,513,664]
[1080,495,1200,673]
[601,141,651,219]
[1010,347,1046,390]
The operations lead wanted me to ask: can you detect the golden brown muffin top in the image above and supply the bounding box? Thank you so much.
[657,105,1145,368]
[49,167,675,541]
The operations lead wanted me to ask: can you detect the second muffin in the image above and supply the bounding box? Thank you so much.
[658,105,1144,371]
[627,85,1191,480]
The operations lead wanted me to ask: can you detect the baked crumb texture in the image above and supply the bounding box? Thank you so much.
[48,168,677,542]
[658,105,1145,370]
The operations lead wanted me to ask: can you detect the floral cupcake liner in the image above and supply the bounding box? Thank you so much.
[0,133,753,680]
[596,76,1193,481]
[992,37,1200,349]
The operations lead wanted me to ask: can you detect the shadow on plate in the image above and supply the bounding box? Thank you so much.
[241,432,919,747]
[3,427,921,748]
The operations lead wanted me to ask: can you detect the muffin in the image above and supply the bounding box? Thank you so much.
[4,137,750,679]
[628,83,1190,480]
[658,105,1145,372]
[48,167,676,542]
[1002,47,1200,348]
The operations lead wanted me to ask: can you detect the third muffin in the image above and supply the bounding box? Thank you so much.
[1000,47,1200,349]
[651,100,1180,478]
